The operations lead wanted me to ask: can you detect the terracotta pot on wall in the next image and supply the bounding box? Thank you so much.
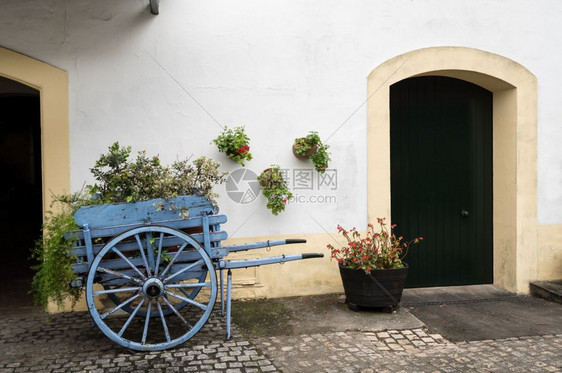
[292,141,318,160]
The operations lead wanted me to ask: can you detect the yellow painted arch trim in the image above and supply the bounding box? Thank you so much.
[367,47,537,293]
[0,47,70,214]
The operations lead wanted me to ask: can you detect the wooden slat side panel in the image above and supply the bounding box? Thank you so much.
[67,215,227,240]
[73,195,216,229]
[72,248,226,275]
[70,231,228,258]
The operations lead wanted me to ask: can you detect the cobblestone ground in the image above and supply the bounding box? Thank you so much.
[1,309,561,372]
[0,310,276,373]
[255,331,562,372]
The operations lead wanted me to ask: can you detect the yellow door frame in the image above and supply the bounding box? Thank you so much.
[1,47,70,214]
[367,47,537,293]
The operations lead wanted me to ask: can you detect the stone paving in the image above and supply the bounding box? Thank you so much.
[256,331,562,372]
[0,310,276,373]
[1,308,561,372]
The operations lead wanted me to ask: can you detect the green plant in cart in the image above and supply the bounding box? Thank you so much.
[32,142,228,312]
[88,142,228,205]
[212,126,252,166]
[257,165,293,215]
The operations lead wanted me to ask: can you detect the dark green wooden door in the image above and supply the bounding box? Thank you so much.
[390,76,493,287]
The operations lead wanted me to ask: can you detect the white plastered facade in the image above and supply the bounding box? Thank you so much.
[0,1,561,306]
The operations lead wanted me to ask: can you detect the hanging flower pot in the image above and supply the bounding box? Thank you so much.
[292,131,331,172]
[258,168,274,187]
[212,126,252,166]
[292,140,318,160]
[257,165,293,215]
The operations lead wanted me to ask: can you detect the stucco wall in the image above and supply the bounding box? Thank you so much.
[537,225,562,281]
[1,0,561,298]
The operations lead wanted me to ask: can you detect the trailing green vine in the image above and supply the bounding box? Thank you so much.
[31,190,92,311]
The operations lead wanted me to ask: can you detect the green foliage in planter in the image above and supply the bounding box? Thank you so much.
[257,165,293,215]
[88,142,228,205]
[293,131,331,173]
[212,126,252,166]
[32,142,228,311]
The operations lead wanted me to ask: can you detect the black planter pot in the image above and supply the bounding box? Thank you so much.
[339,263,409,309]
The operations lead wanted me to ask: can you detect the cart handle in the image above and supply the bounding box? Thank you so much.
[219,253,324,269]
[285,239,307,244]
[302,253,324,259]
[224,238,307,253]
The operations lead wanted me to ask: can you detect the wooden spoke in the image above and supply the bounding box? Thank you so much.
[146,232,156,271]
[100,293,143,320]
[96,267,144,285]
[156,301,171,343]
[135,234,152,277]
[154,232,164,276]
[111,247,147,280]
[165,282,212,289]
[164,290,207,311]
[94,287,141,296]
[142,301,152,345]
[118,299,145,337]
[159,242,188,278]
[160,296,190,327]
[163,259,203,284]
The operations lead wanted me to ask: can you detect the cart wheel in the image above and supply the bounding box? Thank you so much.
[86,226,217,351]
[103,267,208,317]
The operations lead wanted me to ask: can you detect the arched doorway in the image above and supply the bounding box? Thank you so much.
[0,77,42,308]
[367,47,537,293]
[0,47,70,310]
[390,76,493,287]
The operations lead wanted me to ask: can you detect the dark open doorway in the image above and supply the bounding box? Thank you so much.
[0,77,41,310]
[390,76,493,288]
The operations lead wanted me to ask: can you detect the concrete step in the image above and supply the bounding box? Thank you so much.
[529,280,562,304]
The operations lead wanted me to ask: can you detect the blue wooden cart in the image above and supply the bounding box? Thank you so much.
[67,195,323,351]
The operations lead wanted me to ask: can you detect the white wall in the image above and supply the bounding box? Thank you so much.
[1,0,561,238]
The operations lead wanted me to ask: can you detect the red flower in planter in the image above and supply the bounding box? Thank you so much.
[327,219,423,272]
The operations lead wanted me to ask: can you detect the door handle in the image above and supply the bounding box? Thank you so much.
[461,210,470,217]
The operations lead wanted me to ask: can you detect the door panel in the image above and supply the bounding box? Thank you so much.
[390,76,493,287]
